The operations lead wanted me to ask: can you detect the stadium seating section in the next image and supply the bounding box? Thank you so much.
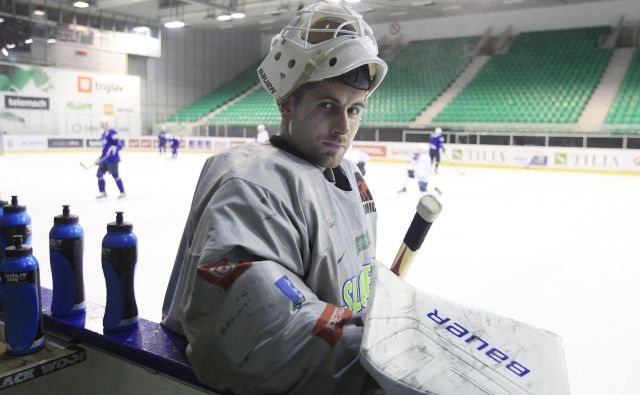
[605,48,640,125]
[434,27,612,124]
[207,37,478,126]
[362,37,477,124]
[209,85,280,126]
[165,26,640,128]
[165,63,259,123]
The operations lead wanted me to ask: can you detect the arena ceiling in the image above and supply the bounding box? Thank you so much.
[8,0,620,32]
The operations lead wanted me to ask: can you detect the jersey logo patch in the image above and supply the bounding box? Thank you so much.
[342,260,373,312]
[274,276,305,311]
[312,304,353,347]
[197,259,252,291]
[355,232,371,255]
[355,173,376,214]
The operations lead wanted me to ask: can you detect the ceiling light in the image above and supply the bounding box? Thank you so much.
[47,38,56,44]
[345,0,362,3]
[164,20,185,28]
[389,11,407,16]
[33,9,46,16]
[73,1,90,8]
[441,5,462,11]
[410,1,434,5]
[133,26,150,33]
[25,38,33,44]
[230,12,245,19]
[217,15,232,21]
[1,47,8,57]
[6,43,15,49]
[0,18,4,23]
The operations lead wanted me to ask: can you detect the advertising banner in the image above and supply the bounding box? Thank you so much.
[0,62,141,137]
[0,63,56,135]
[447,145,640,173]
[56,69,141,136]
[1,135,48,151]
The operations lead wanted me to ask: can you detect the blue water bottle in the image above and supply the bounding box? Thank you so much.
[49,205,85,316]
[1,235,45,355]
[0,196,32,300]
[0,194,7,212]
[102,212,138,331]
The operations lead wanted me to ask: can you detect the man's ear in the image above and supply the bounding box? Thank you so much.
[278,96,295,122]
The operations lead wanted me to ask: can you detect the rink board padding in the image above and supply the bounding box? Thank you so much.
[37,287,225,393]
[0,320,86,390]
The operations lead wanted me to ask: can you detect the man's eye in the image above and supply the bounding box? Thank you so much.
[348,107,362,116]
[320,102,333,110]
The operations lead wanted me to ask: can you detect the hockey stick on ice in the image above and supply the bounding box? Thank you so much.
[363,195,570,395]
[443,151,465,176]
[79,161,97,170]
[390,194,442,279]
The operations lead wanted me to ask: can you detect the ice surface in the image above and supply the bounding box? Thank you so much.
[1,150,639,394]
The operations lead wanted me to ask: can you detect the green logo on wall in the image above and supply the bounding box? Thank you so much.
[66,102,93,111]
[554,153,567,165]
[452,149,463,160]
[0,64,53,92]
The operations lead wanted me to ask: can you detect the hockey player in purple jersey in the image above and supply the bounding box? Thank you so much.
[158,129,167,155]
[170,136,180,159]
[429,127,445,174]
[162,2,388,394]
[95,116,126,199]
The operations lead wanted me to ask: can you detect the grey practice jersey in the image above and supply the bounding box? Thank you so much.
[162,137,379,394]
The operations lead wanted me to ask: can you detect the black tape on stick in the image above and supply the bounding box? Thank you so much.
[403,214,433,252]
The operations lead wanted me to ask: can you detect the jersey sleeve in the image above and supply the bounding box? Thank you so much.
[172,178,377,394]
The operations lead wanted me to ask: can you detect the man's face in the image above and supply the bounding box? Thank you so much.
[280,80,368,169]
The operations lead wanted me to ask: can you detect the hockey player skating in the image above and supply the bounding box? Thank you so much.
[429,127,445,174]
[158,128,167,155]
[95,116,125,199]
[161,2,387,393]
[256,124,269,142]
[398,144,431,193]
[170,135,180,159]
[344,146,370,176]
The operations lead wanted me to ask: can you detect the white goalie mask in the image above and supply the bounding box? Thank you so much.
[257,0,388,102]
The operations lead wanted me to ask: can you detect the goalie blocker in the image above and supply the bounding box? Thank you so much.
[362,195,570,394]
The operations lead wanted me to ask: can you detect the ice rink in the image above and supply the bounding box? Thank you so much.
[1,149,639,394]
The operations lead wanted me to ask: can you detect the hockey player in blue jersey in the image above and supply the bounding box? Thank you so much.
[170,136,180,159]
[429,127,445,174]
[95,116,126,199]
[158,129,167,155]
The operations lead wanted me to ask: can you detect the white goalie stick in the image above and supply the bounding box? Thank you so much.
[361,194,570,394]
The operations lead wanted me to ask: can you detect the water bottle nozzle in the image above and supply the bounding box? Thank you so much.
[12,235,23,249]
